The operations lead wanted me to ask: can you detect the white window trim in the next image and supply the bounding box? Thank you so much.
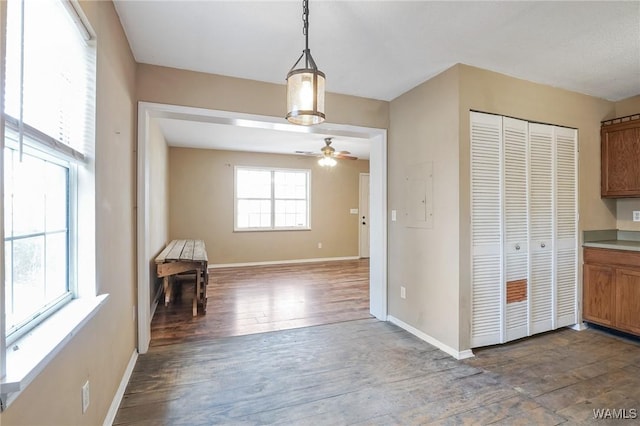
[0,294,108,409]
[234,166,312,232]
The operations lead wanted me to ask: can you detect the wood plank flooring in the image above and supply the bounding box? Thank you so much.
[150,259,371,347]
[115,320,640,425]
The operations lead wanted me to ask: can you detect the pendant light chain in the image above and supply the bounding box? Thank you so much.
[302,0,309,67]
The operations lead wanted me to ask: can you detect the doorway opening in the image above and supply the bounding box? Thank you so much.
[136,102,387,353]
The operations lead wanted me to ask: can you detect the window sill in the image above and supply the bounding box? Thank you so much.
[0,294,109,410]
[233,227,311,233]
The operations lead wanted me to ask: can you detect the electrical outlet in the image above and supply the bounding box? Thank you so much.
[633,211,640,222]
[82,380,90,414]
[400,286,406,299]
[391,210,397,222]
[132,305,136,322]
[317,242,322,249]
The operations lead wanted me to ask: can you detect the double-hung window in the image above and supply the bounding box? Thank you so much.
[235,167,310,230]
[2,0,95,347]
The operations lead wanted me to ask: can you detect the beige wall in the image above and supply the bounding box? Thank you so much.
[1,1,138,424]
[387,63,621,353]
[614,94,640,117]
[169,148,369,264]
[614,95,640,231]
[148,119,170,300]
[388,66,461,351]
[457,64,617,350]
[136,64,389,130]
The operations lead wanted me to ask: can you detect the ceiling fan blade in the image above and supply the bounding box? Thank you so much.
[335,154,358,160]
[334,150,351,156]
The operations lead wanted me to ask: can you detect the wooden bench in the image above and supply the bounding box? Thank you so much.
[155,239,209,316]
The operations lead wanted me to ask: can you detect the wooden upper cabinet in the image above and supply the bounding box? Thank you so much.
[601,115,640,198]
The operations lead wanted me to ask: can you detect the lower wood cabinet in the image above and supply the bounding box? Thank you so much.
[583,247,640,336]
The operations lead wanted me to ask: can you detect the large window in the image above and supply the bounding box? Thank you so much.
[3,0,95,345]
[235,167,310,230]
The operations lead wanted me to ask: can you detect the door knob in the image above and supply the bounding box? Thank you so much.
[515,244,520,250]
[541,242,546,248]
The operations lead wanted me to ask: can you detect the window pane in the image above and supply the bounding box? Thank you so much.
[237,169,271,198]
[4,148,13,237]
[45,161,68,231]
[8,236,45,330]
[12,153,46,235]
[275,200,307,227]
[237,199,271,228]
[274,171,307,199]
[46,231,68,303]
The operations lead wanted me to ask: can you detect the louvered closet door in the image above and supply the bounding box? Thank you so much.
[529,123,554,334]
[470,112,503,347]
[555,127,578,327]
[503,117,529,341]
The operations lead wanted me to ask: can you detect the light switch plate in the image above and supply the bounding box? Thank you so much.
[391,210,397,222]
[350,208,358,214]
[633,211,640,222]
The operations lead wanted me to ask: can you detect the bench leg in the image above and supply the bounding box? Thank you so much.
[193,268,200,316]
[164,276,171,306]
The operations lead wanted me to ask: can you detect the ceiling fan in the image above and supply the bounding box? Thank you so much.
[296,137,358,166]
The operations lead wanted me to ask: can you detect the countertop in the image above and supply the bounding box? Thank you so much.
[583,229,640,252]
[583,240,640,252]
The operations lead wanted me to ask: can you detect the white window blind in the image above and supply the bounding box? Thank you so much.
[5,0,95,159]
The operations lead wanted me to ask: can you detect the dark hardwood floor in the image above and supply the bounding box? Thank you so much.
[150,258,371,346]
[114,261,640,425]
[116,320,640,425]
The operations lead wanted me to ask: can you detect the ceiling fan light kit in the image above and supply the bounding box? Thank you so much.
[318,156,337,167]
[286,0,325,125]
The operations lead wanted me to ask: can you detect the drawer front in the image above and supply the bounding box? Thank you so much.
[584,247,640,269]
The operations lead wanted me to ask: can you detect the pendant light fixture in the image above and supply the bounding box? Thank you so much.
[286,0,325,125]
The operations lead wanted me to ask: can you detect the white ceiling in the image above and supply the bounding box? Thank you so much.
[114,0,640,157]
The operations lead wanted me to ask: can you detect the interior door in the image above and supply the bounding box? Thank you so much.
[503,117,529,341]
[359,173,370,258]
[554,127,578,327]
[528,123,554,335]
[470,112,504,347]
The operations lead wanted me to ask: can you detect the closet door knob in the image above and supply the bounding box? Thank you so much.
[515,244,520,250]
[541,243,546,248]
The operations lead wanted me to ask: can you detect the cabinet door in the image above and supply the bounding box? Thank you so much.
[529,123,554,334]
[555,127,578,327]
[503,117,529,341]
[601,122,640,197]
[583,263,614,326]
[615,268,640,335]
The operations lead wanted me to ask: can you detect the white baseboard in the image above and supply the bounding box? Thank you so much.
[209,256,360,269]
[387,315,474,360]
[103,349,138,426]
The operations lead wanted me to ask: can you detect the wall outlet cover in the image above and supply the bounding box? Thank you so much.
[633,211,640,222]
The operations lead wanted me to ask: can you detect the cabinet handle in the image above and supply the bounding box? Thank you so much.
[541,243,546,248]
[515,244,520,250]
